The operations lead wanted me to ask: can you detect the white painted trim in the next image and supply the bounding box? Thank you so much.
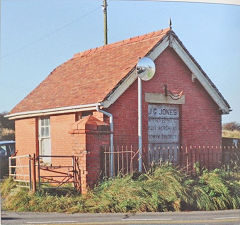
[192,73,197,82]
[6,103,101,120]
[102,36,169,108]
[148,37,170,61]
[171,38,230,114]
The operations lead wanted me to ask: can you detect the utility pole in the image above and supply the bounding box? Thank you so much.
[102,0,108,45]
[0,0,1,59]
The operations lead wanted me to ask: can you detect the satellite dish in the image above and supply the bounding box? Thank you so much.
[136,57,156,81]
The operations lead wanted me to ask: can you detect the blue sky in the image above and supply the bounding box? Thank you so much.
[1,0,240,123]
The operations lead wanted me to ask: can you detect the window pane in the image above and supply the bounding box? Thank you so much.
[0,146,7,156]
[45,127,49,137]
[44,118,48,126]
[9,144,15,155]
[41,127,45,137]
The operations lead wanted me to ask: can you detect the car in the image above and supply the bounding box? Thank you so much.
[0,140,15,179]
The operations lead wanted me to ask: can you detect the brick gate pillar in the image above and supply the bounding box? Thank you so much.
[69,115,110,194]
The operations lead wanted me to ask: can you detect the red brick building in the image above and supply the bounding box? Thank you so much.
[7,28,231,192]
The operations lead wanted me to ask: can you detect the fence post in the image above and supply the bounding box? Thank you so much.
[38,156,41,190]
[29,155,32,190]
[9,156,11,177]
[186,146,189,173]
[72,156,75,188]
[130,145,133,174]
[32,154,36,193]
[104,147,107,177]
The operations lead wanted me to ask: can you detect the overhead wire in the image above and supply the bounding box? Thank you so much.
[0,6,100,60]
[2,0,237,60]
[110,0,240,5]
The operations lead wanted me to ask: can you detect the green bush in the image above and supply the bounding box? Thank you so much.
[1,165,240,213]
[190,169,240,210]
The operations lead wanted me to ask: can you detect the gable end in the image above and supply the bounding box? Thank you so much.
[102,33,170,108]
[102,31,230,114]
[170,33,230,114]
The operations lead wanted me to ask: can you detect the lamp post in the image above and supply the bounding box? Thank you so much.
[136,57,156,172]
[138,76,143,172]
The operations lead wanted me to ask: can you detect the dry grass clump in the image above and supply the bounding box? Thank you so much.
[222,130,240,139]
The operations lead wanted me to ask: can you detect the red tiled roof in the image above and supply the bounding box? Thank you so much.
[11,28,171,114]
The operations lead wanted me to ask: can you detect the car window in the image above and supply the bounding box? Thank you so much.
[0,145,7,156]
[8,144,15,155]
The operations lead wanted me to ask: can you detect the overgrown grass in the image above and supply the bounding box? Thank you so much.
[1,165,240,213]
[190,169,240,210]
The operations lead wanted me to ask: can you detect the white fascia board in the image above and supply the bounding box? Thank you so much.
[171,37,230,114]
[148,36,170,61]
[102,69,137,108]
[102,37,169,108]
[6,103,101,120]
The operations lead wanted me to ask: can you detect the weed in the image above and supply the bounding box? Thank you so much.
[1,165,240,213]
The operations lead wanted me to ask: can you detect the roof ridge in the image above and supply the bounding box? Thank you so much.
[74,27,170,58]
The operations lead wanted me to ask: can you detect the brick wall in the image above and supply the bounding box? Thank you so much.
[107,46,222,150]
[15,118,38,156]
[86,131,110,187]
[70,116,110,193]
[15,118,38,180]
[15,114,77,184]
[50,113,75,166]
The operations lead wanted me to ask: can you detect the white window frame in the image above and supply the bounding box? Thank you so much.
[38,117,51,163]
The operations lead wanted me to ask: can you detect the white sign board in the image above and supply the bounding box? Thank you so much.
[148,104,179,144]
[148,104,180,163]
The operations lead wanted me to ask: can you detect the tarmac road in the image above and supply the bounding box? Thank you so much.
[1,209,240,225]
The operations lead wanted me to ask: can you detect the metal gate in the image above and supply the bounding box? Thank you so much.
[9,154,81,191]
[37,155,81,190]
[9,154,32,189]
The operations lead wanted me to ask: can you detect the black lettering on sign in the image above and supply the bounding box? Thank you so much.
[159,108,178,116]
[148,104,179,144]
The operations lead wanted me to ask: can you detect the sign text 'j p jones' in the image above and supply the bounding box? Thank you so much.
[148,104,179,144]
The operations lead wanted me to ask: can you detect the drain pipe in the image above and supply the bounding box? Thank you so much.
[96,106,114,177]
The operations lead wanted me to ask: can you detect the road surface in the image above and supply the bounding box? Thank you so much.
[1,209,240,225]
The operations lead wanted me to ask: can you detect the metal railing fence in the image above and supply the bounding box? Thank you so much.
[102,144,240,177]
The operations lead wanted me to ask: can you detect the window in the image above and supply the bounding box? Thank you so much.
[8,144,15,156]
[0,143,15,157]
[0,145,7,156]
[40,117,50,137]
[39,117,51,163]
